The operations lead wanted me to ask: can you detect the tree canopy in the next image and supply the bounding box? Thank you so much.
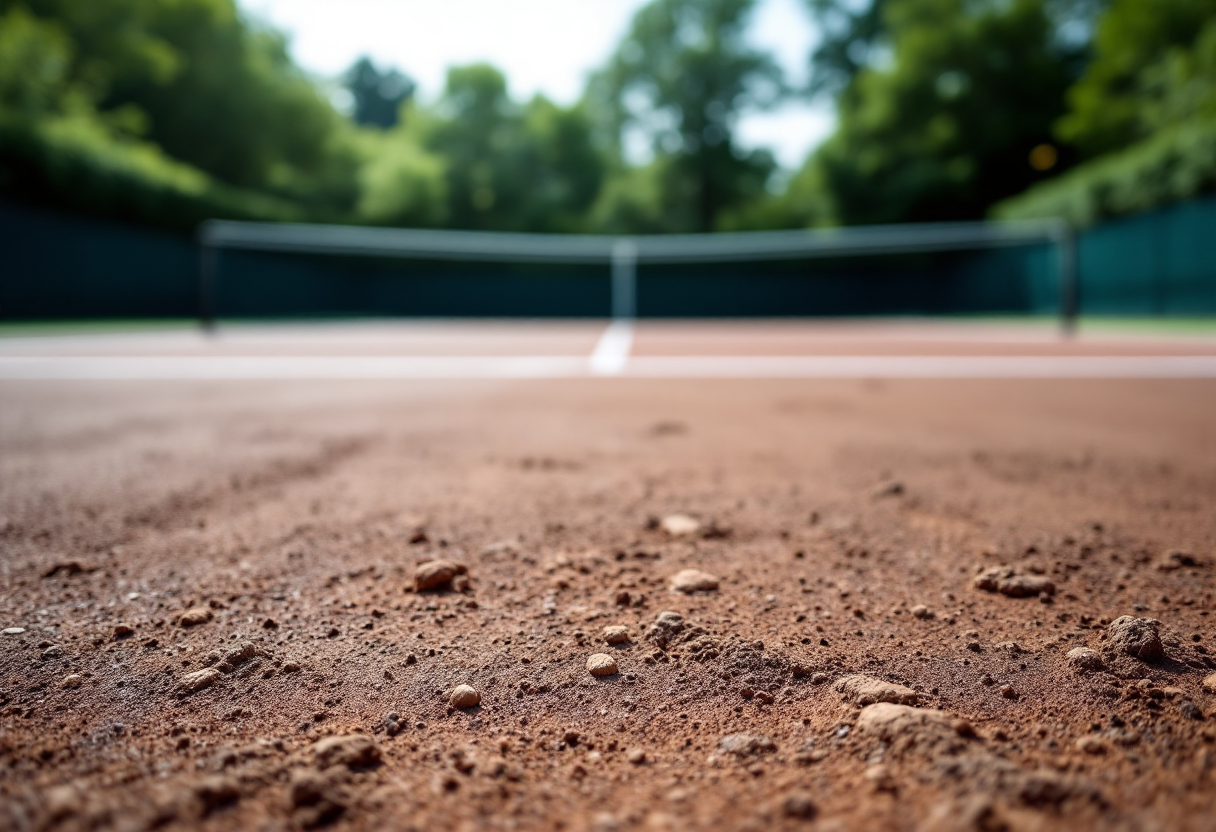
[2,0,1213,234]
[587,0,784,231]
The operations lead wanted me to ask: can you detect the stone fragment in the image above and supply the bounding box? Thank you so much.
[1203,673,1216,694]
[449,684,481,708]
[2,627,25,635]
[670,568,719,594]
[865,764,896,791]
[177,668,221,695]
[193,775,240,811]
[646,611,685,648]
[626,748,646,764]
[313,734,381,769]
[782,791,818,820]
[911,604,934,620]
[873,480,905,497]
[1106,616,1164,662]
[178,607,213,627]
[1066,647,1106,673]
[1181,701,1205,720]
[218,642,259,672]
[973,566,1055,598]
[113,623,134,638]
[1075,735,1108,754]
[414,560,467,592]
[587,653,619,676]
[718,734,776,756]
[61,673,83,689]
[42,561,96,578]
[603,625,630,645]
[41,645,62,659]
[1157,549,1201,570]
[855,703,957,740]
[661,514,701,537]
[833,674,921,706]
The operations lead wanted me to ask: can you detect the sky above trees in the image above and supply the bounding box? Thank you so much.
[236,0,836,170]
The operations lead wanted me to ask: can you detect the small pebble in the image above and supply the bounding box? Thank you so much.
[113,624,134,638]
[587,653,619,677]
[1075,735,1108,755]
[415,560,467,592]
[312,734,381,769]
[41,646,62,659]
[660,514,701,537]
[1203,673,1216,694]
[449,684,481,709]
[782,791,818,820]
[1066,647,1106,673]
[603,625,630,645]
[61,674,83,689]
[670,568,720,594]
[999,684,1017,699]
[3,627,26,635]
[178,607,213,627]
[626,748,646,764]
[910,605,934,620]
[177,667,221,695]
[1157,549,1200,570]
[973,566,1055,598]
[1181,701,1205,720]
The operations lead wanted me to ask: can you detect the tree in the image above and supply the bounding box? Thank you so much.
[1057,0,1216,155]
[588,0,784,231]
[795,0,1084,225]
[415,64,605,232]
[345,56,414,129]
[803,0,893,98]
[9,0,358,207]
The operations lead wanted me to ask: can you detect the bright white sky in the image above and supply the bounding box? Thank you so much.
[237,0,836,171]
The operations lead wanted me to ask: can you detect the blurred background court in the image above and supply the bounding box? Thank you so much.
[1,0,1214,329]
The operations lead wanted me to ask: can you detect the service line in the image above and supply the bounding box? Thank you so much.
[2,354,1216,380]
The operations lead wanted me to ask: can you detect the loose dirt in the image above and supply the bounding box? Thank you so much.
[1,373,1215,832]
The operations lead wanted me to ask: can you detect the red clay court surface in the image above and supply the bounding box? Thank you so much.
[2,318,1215,832]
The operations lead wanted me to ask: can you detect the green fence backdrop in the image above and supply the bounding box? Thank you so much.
[1,195,1213,320]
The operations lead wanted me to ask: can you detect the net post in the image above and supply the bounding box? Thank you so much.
[1054,221,1078,338]
[198,223,217,334]
[611,239,637,321]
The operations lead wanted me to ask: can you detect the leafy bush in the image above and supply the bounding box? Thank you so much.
[992,118,1216,225]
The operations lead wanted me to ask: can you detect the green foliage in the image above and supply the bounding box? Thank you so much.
[998,1,1216,224]
[588,0,783,231]
[345,56,414,129]
[410,64,605,232]
[994,118,1216,224]
[1057,0,1216,156]
[803,0,892,98]
[792,0,1080,226]
[354,123,447,227]
[0,5,299,230]
[12,0,353,196]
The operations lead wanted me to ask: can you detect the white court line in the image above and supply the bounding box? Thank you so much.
[0,356,587,380]
[622,355,1216,378]
[588,321,633,375]
[1,355,1215,379]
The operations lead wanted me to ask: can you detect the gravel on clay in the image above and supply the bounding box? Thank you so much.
[1,376,1214,832]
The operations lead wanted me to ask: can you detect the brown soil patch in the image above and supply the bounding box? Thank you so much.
[1,374,1214,831]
